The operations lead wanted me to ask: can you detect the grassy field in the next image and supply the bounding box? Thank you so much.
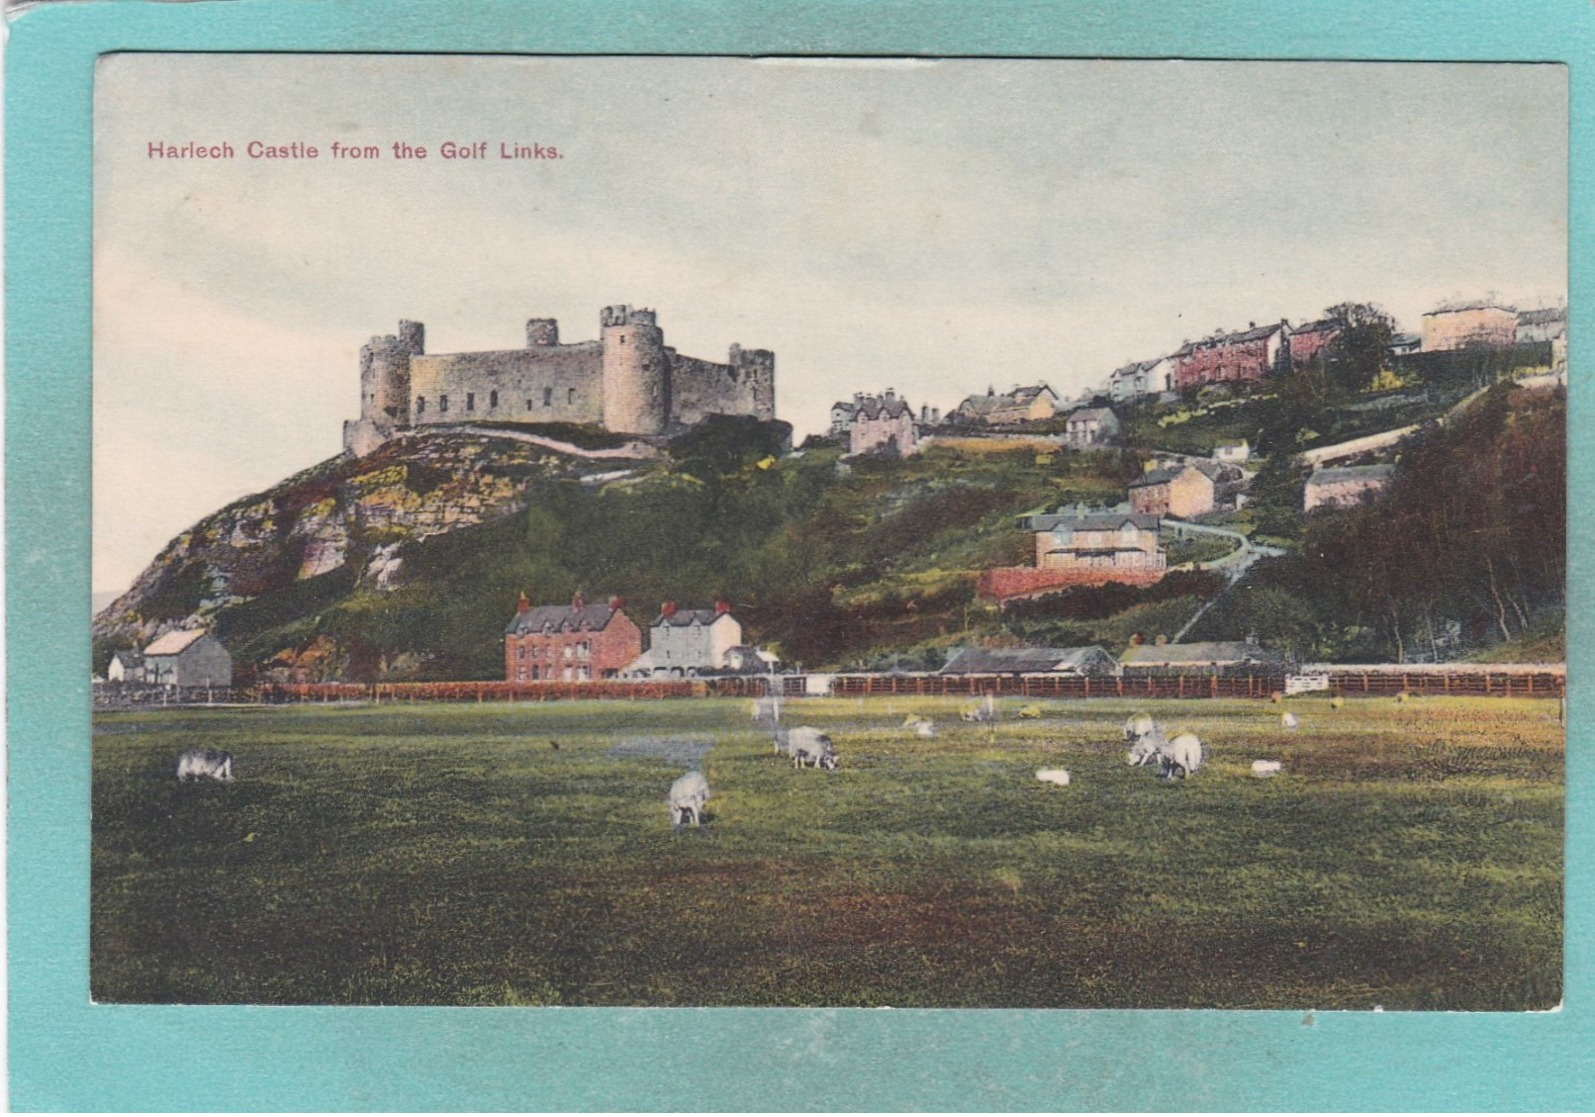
[92,695,1563,1009]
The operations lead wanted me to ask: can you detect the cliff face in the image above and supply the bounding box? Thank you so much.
[93,429,654,650]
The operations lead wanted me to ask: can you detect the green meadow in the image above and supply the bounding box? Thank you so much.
[92,696,1562,1009]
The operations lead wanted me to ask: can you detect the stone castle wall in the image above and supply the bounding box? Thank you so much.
[346,306,775,454]
[410,344,604,427]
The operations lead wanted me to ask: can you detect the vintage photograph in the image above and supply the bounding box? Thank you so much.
[91,55,1566,1008]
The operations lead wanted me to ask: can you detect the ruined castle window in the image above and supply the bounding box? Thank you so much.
[440,394,449,412]
[466,392,475,411]
[489,390,498,410]
[416,396,426,414]
[543,387,553,407]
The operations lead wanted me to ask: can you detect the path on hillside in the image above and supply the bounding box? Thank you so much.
[1168,520,1285,642]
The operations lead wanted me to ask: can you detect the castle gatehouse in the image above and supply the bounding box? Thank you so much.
[344,305,775,455]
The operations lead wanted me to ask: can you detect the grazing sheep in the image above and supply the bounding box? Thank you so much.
[1035,767,1071,787]
[962,695,997,723]
[1282,712,1300,731]
[1018,704,1043,720]
[785,726,838,770]
[667,770,711,828]
[176,748,235,783]
[1251,760,1283,778]
[1126,725,1203,779]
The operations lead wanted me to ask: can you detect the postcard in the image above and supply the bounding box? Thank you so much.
[11,5,1595,1110]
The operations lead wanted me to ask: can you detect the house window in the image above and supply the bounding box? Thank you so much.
[466,392,475,411]
[544,387,553,407]
[416,396,426,414]
[489,390,498,409]
[440,394,449,412]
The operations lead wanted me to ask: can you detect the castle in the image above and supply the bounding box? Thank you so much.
[344,305,776,456]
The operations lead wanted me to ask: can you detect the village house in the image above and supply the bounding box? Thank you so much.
[939,645,1120,677]
[504,591,643,682]
[1064,407,1120,448]
[622,601,744,678]
[1128,464,1217,518]
[1421,300,1518,352]
[952,383,1061,426]
[1108,356,1175,403]
[1303,464,1396,512]
[107,650,145,683]
[141,629,233,688]
[1173,321,1290,391]
[1021,505,1165,574]
[1121,640,1291,678]
[846,390,919,458]
[1287,318,1342,368]
[1516,306,1568,346]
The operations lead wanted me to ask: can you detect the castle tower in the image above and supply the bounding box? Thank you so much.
[600,305,670,434]
[731,344,777,421]
[344,320,423,456]
[525,318,560,347]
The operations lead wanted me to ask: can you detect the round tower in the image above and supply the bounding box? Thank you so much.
[600,305,669,434]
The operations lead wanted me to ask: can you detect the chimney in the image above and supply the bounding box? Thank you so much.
[715,600,732,616]
[571,588,585,611]
[517,591,530,616]
[661,601,677,618]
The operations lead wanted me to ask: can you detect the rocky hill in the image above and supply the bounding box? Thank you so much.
[93,426,661,659]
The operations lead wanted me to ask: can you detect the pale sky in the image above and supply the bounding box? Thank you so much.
[94,55,1567,594]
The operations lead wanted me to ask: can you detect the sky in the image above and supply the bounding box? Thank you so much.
[94,55,1567,595]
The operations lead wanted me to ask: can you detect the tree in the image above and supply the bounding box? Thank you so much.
[1322,302,1396,393]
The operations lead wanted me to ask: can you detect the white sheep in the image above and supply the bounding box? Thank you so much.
[784,726,837,770]
[667,770,711,827]
[176,748,235,782]
[1035,768,1071,787]
[1251,760,1283,778]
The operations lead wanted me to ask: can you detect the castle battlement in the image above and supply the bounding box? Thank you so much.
[344,305,775,457]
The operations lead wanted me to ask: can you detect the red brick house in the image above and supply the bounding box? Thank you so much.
[1287,318,1342,368]
[504,590,643,682]
[1173,321,1289,391]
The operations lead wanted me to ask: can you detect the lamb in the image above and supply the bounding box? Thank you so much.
[1251,760,1283,778]
[176,748,235,783]
[667,770,711,828]
[784,726,838,770]
[1035,767,1071,787]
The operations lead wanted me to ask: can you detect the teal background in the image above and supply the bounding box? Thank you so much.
[8,0,1591,1109]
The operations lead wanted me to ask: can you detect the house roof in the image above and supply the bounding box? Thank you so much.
[1122,641,1287,667]
[1068,408,1116,423]
[506,603,626,636]
[1425,299,1517,316]
[940,646,1112,675]
[1023,509,1162,532]
[143,629,209,656]
[654,608,736,627]
[1307,464,1396,487]
[1518,307,1567,326]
